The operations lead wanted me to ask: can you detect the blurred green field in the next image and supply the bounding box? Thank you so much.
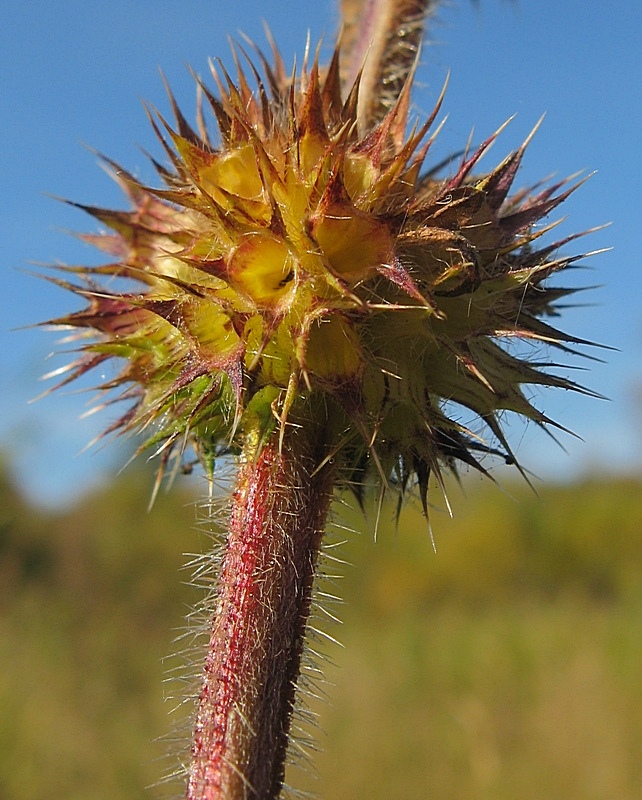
[1,457,640,799]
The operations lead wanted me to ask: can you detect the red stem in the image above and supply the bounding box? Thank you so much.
[186,428,335,800]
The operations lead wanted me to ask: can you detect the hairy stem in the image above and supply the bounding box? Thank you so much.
[340,0,434,128]
[186,424,335,800]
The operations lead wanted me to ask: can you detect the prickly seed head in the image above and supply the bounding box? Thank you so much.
[45,38,596,505]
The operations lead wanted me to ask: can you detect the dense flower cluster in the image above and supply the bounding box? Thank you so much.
[46,40,592,505]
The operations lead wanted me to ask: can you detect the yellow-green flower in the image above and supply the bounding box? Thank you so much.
[47,41,592,507]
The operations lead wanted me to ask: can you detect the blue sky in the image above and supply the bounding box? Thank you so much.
[2,0,641,507]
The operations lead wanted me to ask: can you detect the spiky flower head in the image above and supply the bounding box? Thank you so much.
[45,36,594,506]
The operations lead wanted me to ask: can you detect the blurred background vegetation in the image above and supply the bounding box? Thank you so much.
[1,454,640,799]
